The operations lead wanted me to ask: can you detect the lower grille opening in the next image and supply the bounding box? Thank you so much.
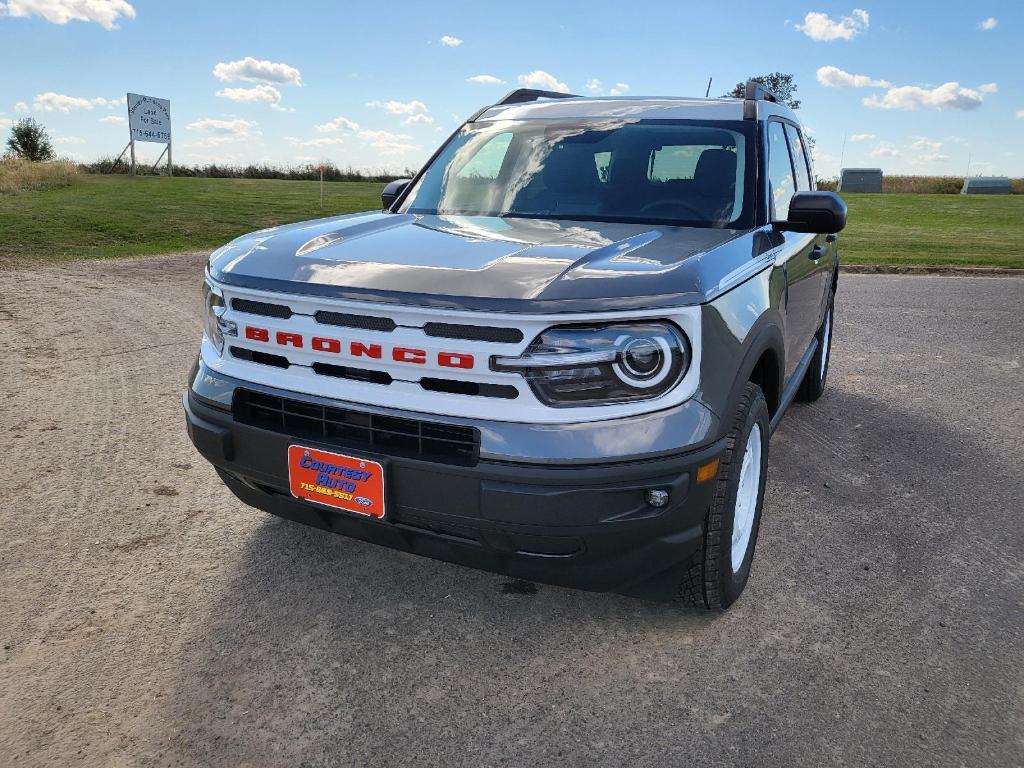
[420,377,519,400]
[234,390,479,466]
[312,362,392,385]
[230,346,289,368]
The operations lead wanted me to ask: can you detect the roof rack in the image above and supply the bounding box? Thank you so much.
[495,88,580,106]
[742,79,782,120]
[467,87,581,121]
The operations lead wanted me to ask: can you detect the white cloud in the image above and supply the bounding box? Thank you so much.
[54,135,85,144]
[285,136,346,149]
[213,57,302,87]
[0,0,135,30]
[467,74,504,85]
[849,133,875,141]
[609,83,630,96]
[358,129,418,156]
[14,101,28,113]
[99,114,126,124]
[978,82,998,94]
[367,99,429,116]
[863,82,987,111]
[0,117,14,128]
[517,70,570,93]
[910,137,943,152]
[315,116,360,133]
[797,8,869,41]
[978,17,998,31]
[402,113,434,126]
[32,92,118,112]
[439,35,462,47]
[871,142,900,158]
[586,79,602,94]
[216,84,292,111]
[816,65,890,88]
[186,135,250,149]
[1017,110,1024,119]
[917,153,949,163]
[186,117,259,137]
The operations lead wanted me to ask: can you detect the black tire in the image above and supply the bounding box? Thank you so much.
[797,293,834,403]
[677,382,770,611]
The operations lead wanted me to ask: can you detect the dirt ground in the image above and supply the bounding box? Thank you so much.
[1,255,1021,767]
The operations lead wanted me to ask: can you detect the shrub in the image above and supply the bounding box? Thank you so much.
[79,157,412,183]
[5,118,55,162]
[0,157,79,194]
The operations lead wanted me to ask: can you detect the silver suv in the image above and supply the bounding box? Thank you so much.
[184,81,847,610]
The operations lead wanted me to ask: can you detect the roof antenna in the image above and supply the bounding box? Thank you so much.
[705,77,713,98]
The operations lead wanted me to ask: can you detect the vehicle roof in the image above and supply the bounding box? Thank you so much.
[473,96,800,124]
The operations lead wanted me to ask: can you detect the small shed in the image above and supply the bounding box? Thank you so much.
[961,176,1011,195]
[839,168,883,193]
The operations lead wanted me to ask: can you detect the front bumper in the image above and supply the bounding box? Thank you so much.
[184,370,725,599]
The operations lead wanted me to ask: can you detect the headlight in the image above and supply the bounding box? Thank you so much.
[492,322,690,406]
[202,279,236,355]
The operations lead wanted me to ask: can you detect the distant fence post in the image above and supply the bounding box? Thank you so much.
[320,164,324,209]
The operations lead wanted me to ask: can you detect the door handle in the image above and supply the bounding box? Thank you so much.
[810,245,825,260]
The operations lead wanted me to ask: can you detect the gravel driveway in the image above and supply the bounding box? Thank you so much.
[1,255,1021,767]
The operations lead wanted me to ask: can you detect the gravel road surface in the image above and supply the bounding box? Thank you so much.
[1,255,1021,767]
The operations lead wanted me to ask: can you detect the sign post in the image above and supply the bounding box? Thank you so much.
[125,93,172,176]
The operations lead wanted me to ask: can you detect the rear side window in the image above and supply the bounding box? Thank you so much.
[784,124,812,191]
[766,121,795,220]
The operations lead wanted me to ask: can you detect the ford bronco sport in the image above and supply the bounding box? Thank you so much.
[184,81,847,609]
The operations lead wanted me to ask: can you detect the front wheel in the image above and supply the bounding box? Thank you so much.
[797,294,834,403]
[677,382,770,611]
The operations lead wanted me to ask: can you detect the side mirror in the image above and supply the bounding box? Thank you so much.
[381,179,411,211]
[777,191,847,234]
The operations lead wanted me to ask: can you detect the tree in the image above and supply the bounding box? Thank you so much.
[5,118,55,161]
[726,72,801,110]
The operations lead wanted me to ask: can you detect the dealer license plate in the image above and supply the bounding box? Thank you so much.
[287,445,385,519]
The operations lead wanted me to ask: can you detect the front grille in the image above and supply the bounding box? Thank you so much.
[231,298,293,319]
[312,362,392,385]
[423,322,524,344]
[234,390,479,466]
[230,346,289,368]
[419,377,518,399]
[315,311,397,333]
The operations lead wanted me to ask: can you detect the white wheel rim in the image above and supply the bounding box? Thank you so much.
[731,423,762,573]
[820,308,832,380]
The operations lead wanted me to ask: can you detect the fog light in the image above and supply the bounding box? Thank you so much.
[646,489,670,508]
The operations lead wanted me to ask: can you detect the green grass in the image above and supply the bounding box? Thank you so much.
[1,176,1021,268]
[0,175,383,263]
[839,193,1024,268]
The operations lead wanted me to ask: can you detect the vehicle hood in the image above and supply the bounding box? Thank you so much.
[208,212,763,312]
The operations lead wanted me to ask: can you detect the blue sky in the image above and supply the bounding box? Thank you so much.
[1,0,1021,178]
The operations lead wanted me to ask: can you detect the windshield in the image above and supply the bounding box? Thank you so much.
[399,118,756,228]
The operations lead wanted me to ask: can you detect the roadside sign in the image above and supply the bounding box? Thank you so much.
[127,93,171,144]
[119,93,172,176]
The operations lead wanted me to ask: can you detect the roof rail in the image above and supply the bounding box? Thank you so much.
[467,87,581,122]
[495,88,580,106]
[742,79,782,120]
[743,80,781,103]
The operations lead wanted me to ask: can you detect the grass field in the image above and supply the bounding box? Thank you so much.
[840,193,1023,268]
[0,175,382,263]
[1,175,1021,267]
